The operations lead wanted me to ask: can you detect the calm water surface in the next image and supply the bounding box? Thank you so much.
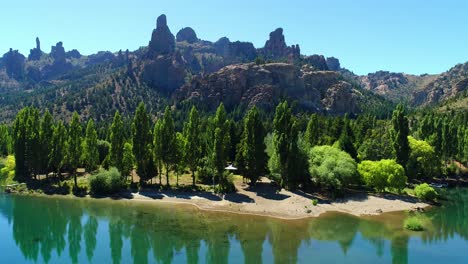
[0,189,467,264]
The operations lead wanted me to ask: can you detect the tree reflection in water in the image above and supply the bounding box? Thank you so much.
[2,189,468,263]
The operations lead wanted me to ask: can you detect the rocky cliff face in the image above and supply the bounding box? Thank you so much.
[2,48,25,80]
[174,62,358,114]
[360,71,408,95]
[412,62,468,106]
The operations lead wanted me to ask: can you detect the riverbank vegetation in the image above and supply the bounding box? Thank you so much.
[0,100,467,200]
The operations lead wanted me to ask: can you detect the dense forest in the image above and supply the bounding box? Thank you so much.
[1,99,467,198]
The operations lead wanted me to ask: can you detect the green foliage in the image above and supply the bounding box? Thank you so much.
[404,216,424,231]
[211,104,231,188]
[68,112,82,186]
[49,121,67,174]
[357,121,393,161]
[109,111,125,172]
[392,104,410,169]
[0,125,12,156]
[97,140,111,165]
[88,167,123,195]
[407,136,439,179]
[121,142,135,180]
[337,116,357,160]
[183,106,201,186]
[133,102,154,183]
[304,114,319,148]
[357,159,407,192]
[159,106,176,185]
[308,145,357,193]
[238,106,267,184]
[311,199,318,206]
[414,183,437,201]
[0,155,15,183]
[82,119,99,172]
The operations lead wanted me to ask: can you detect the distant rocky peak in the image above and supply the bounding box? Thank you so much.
[28,37,42,61]
[176,27,198,43]
[51,41,66,63]
[148,14,176,57]
[262,28,300,61]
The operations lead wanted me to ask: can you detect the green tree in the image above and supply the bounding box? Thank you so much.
[407,136,439,179]
[68,112,82,187]
[160,106,176,186]
[183,106,201,186]
[82,119,99,172]
[211,104,231,188]
[39,110,54,174]
[109,111,125,173]
[308,145,357,193]
[271,101,302,189]
[132,102,153,184]
[391,104,410,170]
[174,132,186,187]
[358,159,407,192]
[0,125,12,156]
[49,121,67,176]
[338,116,357,160]
[239,106,267,184]
[122,142,135,182]
[12,108,29,180]
[304,114,319,147]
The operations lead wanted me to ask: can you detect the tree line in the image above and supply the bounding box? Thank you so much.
[0,101,467,193]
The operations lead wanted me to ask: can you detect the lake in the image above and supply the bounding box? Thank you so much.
[0,189,467,264]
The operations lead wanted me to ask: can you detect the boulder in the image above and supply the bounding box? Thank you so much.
[326,57,341,71]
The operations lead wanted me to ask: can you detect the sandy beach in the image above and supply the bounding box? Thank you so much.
[119,177,428,220]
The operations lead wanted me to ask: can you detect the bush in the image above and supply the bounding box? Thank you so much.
[311,199,318,206]
[0,155,15,183]
[404,216,424,231]
[89,167,123,195]
[414,183,437,201]
[308,146,357,193]
[358,159,407,192]
[215,171,236,193]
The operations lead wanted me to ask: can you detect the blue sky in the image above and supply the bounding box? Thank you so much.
[1,0,467,75]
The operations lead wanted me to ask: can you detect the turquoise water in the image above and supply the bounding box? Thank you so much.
[0,189,467,264]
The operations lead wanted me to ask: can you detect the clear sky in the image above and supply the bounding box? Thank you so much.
[1,0,467,75]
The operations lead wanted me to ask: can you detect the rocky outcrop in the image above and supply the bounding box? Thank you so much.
[303,55,329,71]
[28,37,42,61]
[66,49,81,59]
[326,57,340,71]
[174,62,357,114]
[86,51,115,65]
[261,28,300,61]
[360,71,408,94]
[142,52,186,93]
[412,62,468,106]
[3,48,25,80]
[176,27,198,43]
[42,42,73,79]
[148,14,176,57]
[51,42,66,64]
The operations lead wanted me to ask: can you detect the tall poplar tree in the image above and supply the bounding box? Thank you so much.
[239,106,267,184]
[132,102,153,184]
[304,114,319,147]
[82,119,99,172]
[183,106,201,186]
[39,109,54,175]
[391,104,410,170]
[159,106,176,186]
[68,112,82,187]
[110,111,125,172]
[49,121,67,176]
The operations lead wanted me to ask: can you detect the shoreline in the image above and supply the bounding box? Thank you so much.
[4,178,430,220]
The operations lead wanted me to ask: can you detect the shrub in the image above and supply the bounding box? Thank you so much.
[404,216,424,231]
[358,159,407,192]
[308,146,357,193]
[0,155,15,183]
[414,183,437,201]
[311,199,318,206]
[89,167,122,195]
[407,136,440,179]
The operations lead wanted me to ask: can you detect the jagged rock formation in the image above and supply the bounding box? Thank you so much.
[42,42,73,79]
[142,51,186,94]
[174,62,357,114]
[361,71,408,94]
[3,48,25,80]
[260,28,300,61]
[326,57,341,71]
[176,27,198,43]
[148,14,176,56]
[412,62,468,106]
[28,37,42,61]
[303,55,329,71]
[66,49,81,59]
[51,42,66,64]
